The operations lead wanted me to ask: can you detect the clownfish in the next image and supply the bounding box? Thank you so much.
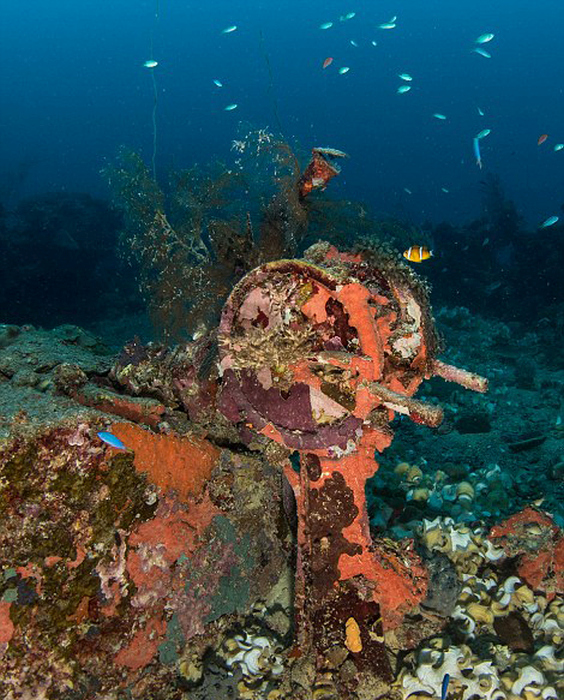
[403,246,433,263]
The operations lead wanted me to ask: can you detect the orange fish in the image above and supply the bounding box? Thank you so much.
[403,246,433,263]
[323,57,334,69]
[538,134,548,145]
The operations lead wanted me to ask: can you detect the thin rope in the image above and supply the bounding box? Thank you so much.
[151,69,158,181]
[259,30,284,137]
[149,1,159,180]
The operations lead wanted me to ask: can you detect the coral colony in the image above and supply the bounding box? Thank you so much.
[0,133,562,699]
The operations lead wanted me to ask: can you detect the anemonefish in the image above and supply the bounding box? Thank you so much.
[403,246,433,263]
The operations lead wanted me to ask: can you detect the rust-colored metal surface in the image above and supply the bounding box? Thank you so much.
[217,243,487,691]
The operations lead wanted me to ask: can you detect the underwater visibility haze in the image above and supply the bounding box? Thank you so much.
[0,1,563,699]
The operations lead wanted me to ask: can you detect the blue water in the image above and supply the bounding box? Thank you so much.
[1,7,563,696]
[2,0,563,226]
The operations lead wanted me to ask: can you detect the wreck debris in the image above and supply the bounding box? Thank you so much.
[217,243,487,694]
[0,418,292,696]
[0,138,509,698]
[368,381,444,427]
[430,358,488,393]
[298,147,348,198]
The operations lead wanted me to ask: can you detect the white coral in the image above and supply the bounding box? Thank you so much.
[399,644,505,700]
[534,646,564,673]
[511,665,545,696]
[224,632,283,681]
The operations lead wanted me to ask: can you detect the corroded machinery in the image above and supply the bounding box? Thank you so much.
[5,140,562,700]
[217,242,487,690]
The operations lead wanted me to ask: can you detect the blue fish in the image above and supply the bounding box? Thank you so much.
[473,137,482,169]
[441,673,450,700]
[540,215,559,229]
[97,431,127,451]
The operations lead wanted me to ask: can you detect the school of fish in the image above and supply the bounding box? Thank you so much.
[142,9,561,266]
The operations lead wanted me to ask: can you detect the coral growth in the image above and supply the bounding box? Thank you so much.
[0,418,292,697]
[105,149,254,339]
[216,240,487,696]
[489,508,564,597]
[109,421,220,500]
[396,508,564,700]
[220,630,284,698]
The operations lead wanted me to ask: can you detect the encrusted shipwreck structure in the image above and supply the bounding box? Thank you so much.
[0,140,496,699]
[215,241,487,696]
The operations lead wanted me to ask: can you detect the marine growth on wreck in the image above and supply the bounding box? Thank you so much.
[1,129,563,700]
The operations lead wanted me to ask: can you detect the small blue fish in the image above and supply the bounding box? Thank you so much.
[441,673,450,700]
[476,33,495,44]
[473,137,482,169]
[473,47,492,58]
[97,431,127,450]
[540,215,559,228]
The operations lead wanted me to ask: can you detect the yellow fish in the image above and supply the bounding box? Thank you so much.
[403,246,433,263]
